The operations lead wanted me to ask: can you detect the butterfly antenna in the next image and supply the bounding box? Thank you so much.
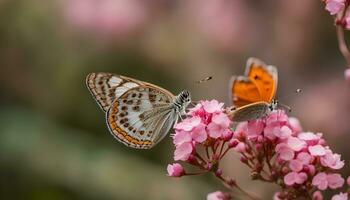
[278,103,292,113]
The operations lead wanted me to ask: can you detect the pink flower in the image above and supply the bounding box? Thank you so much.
[296,152,313,165]
[287,137,306,151]
[327,173,345,189]
[312,172,344,190]
[289,159,303,172]
[63,0,147,37]
[309,145,327,156]
[313,191,323,200]
[174,116,201,131]
[344,68,350,82]
[191,123,208,143]
[298,132,321,145]
[174,142,193,161]
[212,113,231,128]
[312,173,328,190]
[347,176,350,186]
[246,120,264,139]
[284,172,307,185]
[188,103,205,116]
[234,142,246,153]
[235,122,248,138]
[325,0,346,15]
[202,100,224,113]
[167,163,184,177]
[277,126,292,139]
[289,117,302,134]
[320,151,344,169]
[332,193,348,200]
[173,130,192,146]
[276,143,295,161]
[207,191,231,200]
[265,110,288,126]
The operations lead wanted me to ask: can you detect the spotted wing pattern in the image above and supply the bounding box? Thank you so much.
[86,73,140,112]
[106,85,176,149]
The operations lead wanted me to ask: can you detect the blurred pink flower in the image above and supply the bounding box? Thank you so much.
[63,0,147,37]
[332,192,348,200]
[167,163,184,177]
[276,143,294,161]
[344,68,350,82]
[312,172,344,190]
[284,172,307,185]
[308,145,327,156]
[202,100,224,113]
[347,176,350,186]
[207,191,231,200]
[320,151,344,169]
[174,142,193,161]
[287,137,306,151]
[173,130,192,146]
[174,116,201,131]
[325,0,346,15]
[313,191,324,200]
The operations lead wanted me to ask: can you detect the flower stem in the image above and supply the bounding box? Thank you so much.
[216,174,261,200]
[336,24,350,68]
[336,6,350,68]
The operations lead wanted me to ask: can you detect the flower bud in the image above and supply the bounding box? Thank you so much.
[167,163,184,177]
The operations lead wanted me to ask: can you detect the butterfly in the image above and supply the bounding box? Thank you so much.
[86,72,191,149]
[227,57,278,122]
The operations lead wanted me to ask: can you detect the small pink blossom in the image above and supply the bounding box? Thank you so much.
[312,173,328,190]
[325,0,346,15]
[207,191,231,200]
[212,113,231,128]
[265,110,288,126]
[332,192,348,200]
[298,132,321,145]
[344,68,350,82]
[167,163,184,177]
[246,120,264,139]
[309,145,327,156]
[289,159,303,172]
[191,123,208,143]
[276,143,295,161]
[222,129,233,141]
[327,173,345,189]
[320,151,344,169]
[313,191,323,200]
[277,126,292,139]
[174,142,193,161]
[207,123,224,138]
[174,116,201,131]
[287,137,306,151]
[296,152,313,165]
[288,117,302,133]
[234,142,246,153]
[312,172,345,190]
[202,100,224,113]
[173,130,192,146]
[188,103,204,116]
[347,176,350,186]
[284,172,307,185]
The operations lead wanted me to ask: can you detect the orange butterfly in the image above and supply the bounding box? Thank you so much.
[227,57,278,122]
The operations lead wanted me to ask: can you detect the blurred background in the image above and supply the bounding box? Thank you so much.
[1,0,350,199]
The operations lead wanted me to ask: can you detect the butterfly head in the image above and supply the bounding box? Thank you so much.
[269,99,279,111]
[174,90,191,113]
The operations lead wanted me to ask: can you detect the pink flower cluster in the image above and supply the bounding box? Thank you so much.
[324,0,350,29]
[232,110,348,199]
[171,100,231,162]
[166,100,349,199]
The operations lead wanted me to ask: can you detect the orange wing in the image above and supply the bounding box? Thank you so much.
[230,76,261,107]
[245,58,278,102]
[229,58,278,108]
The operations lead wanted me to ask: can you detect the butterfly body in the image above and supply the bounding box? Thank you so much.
[86,72,191,149]
[228,58,278,122]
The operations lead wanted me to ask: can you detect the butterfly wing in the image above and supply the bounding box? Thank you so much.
[106,85,176,149]
[229,76,262,107]
[86,73,142,112]
[227,102,270,122]
[245,58,278,102]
